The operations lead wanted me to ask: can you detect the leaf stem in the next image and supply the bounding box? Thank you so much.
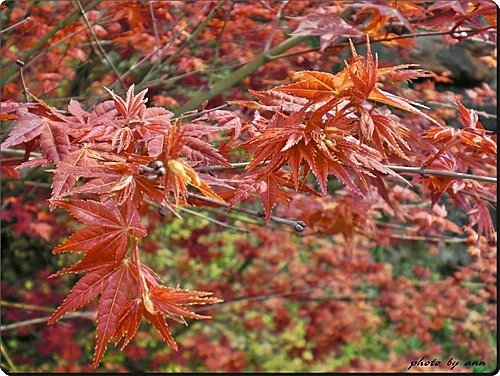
[131,238,150,302]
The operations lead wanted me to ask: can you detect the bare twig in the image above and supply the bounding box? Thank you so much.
[460,190,497,206]
[178,206,249,233]
[387,233,467,243]
[1,16,31,34]
[0,340,17,372]
[268,26,497,61]
[207,0,234,87]
[427,100,497,120]
[187,193,306,232]
[194,162,497,184]
[171,103,230,121]
[75,0,126,91]
[386,165,497,183]
[1,300,54,313]
[19,17,113,76]
[163,0,227,74]
[173,34,307,115]
[194,288,317,312]
[263,1,288,52]
[2,0,101,85]
[148,1,162,68]
[0,311,96,332]
[16,60,30,102]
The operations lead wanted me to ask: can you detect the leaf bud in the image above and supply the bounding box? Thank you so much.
[151,160,164,170]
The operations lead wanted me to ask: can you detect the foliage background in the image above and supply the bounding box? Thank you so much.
[0,0,497,372]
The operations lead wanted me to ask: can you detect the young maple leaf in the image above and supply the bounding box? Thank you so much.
[272,38,440,127]
[47,260,140,367]
[424,97,497,165]
[157,120,225,205]
[104,84,148,119]
[136,285,223,354]
[48,262,117,325]
[50,147,101,206]
[0,107,70,164]
[58,160,167,208]
[93,262,137,367]
[78,85,174,154]
[52,199,146,264]
[291,6,363,50]
[228,170,295,222]
[240,102,401,199]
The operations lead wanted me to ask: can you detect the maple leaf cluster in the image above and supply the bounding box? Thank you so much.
[1,86,235,366]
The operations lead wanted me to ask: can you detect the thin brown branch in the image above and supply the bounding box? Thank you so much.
[75,0,126,91]
[0,340,17,372]
[163,0,227,73]
[386,165,497,183]
[3,0,101,85]
[16,60,30,102]
[201,206,262,226]
[195,162,497,184]
[427,101,497,120]
[1,16,31,34]
[387,233,467,243]
[178,206,250,233]
[263,1,289,52]
[172,103,230,121]
[460,190,497,206]
[269,26,497,61]
[208,0,234,87]
[148,0,162,68]
[0,311,96,332]
[19,17,112,77]
[0,300,54,313]
[187,193,306,232]
[193,289,317,312]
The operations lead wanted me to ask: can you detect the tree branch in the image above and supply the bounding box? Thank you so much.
[0,300,54,313]
[386,165,497,183]
[270,26,497,61]
[195,162,497,184]
[0,340,17,372]
[75,0,126,91]
[173,35,308,116]
[2,0,101,86]
[187,193,306,232]
[1,16,31,35]
[178,206,250,233]
[0,311,96,332]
